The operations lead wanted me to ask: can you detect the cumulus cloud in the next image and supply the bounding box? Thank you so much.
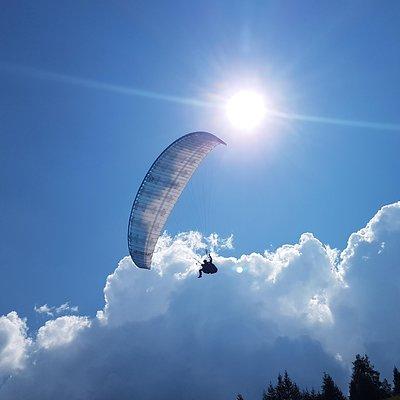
[36,316,91,350]
[0,312,31,378]
[0,202,399,399]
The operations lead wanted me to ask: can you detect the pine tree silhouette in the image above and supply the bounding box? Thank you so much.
[303,387,321,400]
[380,378,392,399]
[263,383,276,400]
[394,366,400,396]
[321,373,346,400]
[264,371,302,400]
[274,371,302,400]
[349,354,383,400]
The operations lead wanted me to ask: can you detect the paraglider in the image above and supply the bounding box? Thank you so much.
[128,131,226,270]
[198,253,218,278]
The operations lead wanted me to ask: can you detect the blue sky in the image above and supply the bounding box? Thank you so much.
[1,0,400,357]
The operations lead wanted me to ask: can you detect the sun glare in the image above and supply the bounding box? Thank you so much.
[226,90,266,130]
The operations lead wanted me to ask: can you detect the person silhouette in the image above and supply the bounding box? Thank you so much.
[198,253,218,278]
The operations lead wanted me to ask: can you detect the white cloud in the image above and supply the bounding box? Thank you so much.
[36,316,91,350]
[34,302,79,318]
[329,201,400,365]
[55,303,79,315]
[0,202,399,399]
[33,304,53,316]
[0,312,31,376]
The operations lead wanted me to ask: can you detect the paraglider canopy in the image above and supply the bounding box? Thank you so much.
[128,131,226,270]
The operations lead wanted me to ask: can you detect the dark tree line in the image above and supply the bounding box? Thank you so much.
[236,354,400,400]
[349,355,399,400]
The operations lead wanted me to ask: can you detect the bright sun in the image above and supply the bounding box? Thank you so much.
[225,90,266,130]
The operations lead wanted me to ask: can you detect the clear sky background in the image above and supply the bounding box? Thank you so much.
[1,1,400,327]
